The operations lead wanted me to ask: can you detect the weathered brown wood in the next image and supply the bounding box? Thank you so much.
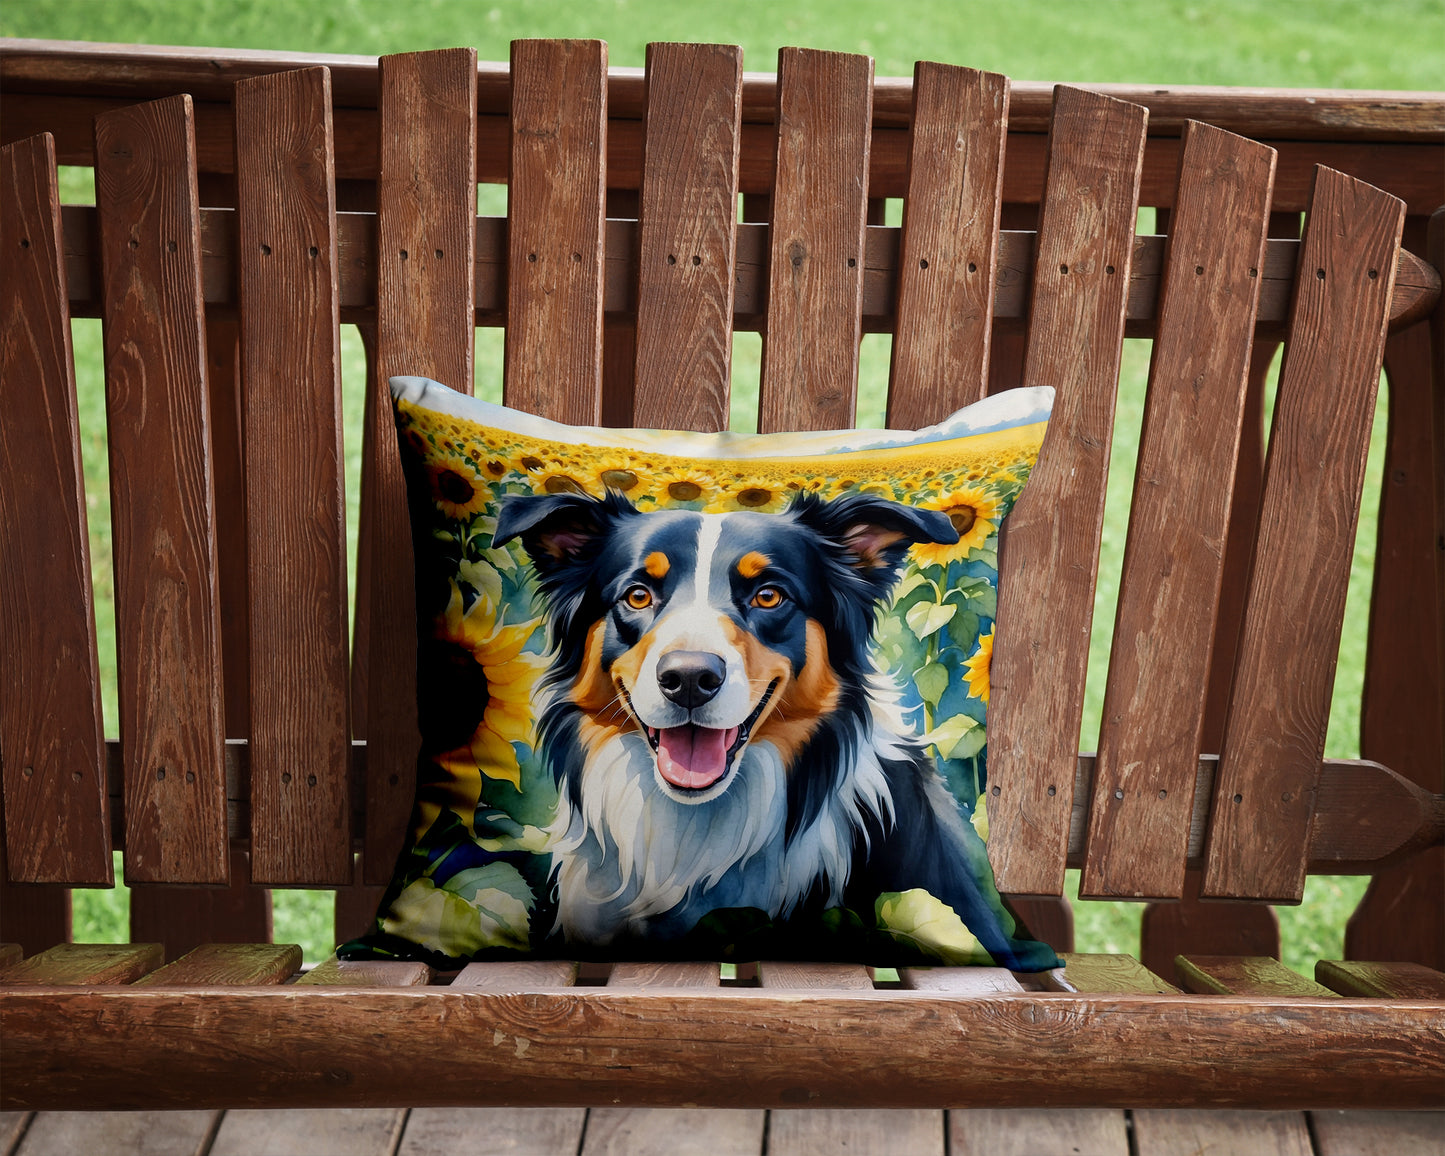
[900,967,1024,994]
[131,942,300,986]
[233,67,352,886]
[93,95,229,886]
[1055,953,1181,994]
[0,945,20,967]
[297,954,433,987]
[504,39,606,424]
[452,960,579,988]
[1140,871,1280,980]
[888,64,1008,425]
[402,1108,587,1156]
[1175,955,1336,997]
[1311,1110,1445,1156]
[209,1109,405,1156]
[1,1112,31,1153]
[630,43,742,433]
[0,942,162,985]
[1431,211,1445,839]
[988,87,1148,897]
[14,1110,220,1156]
[360,49,477,886]
[758,48,873,434]
[1131,1111,1312,1156]
[951,1109,1128,1156]
[757,962,873,990]
[332,850,385,947]
[583,1108,763,1156]
[0,877,69,957]
[609,962,720,988]
[1316,959,1445,999]
[770,1110,942,1156]
[1204,167,1407,903]
[3,987,1443,1110]
[128,846,271,961]
[1084,123,1275,901]
[1003,894,1075,953]
[0,133,111,886]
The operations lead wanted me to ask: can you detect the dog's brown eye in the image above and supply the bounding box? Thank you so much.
[751,586,784,609]
[624,585,653,610]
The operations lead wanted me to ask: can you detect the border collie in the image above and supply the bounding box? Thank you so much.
[493,488,1028,967]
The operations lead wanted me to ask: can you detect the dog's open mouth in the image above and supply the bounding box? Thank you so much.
[641,679,778,791]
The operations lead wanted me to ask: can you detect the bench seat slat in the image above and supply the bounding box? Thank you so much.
[899,967,1024,994]
[131,942,301,986]
[297,953,432,987]
[0,942,162,985]
[451,960,579,988]
[988,87,1149,897]
[1048,953,1181,994]
[128,846,271,961]
[233,67,353,886]
[609,962,721,988]
[1176,955,1337,997]
[756,962,872,990]
[1316,960,1445,999]
[93,95,230,886]
[0,133,112,886]
[1204,167,1407,904]
[1083,122,1276,901]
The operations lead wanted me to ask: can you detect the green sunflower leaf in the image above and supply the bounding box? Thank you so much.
[905,599,957,639]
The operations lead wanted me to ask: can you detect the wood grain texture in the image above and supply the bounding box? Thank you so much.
[1131,1110,1312,1156]
[505,39,606,424]
[14,1110,219,1156]
[987,87,1148,897]
[1311,1110,1445,1156]
[0,942,161,985]
[1055,953,1181,994]
[2,988,1442,1110]
[631,43,742,433]
[899,967,1024,993]
[1316,959,1445,998]
[132,942,300,986]
[0,133,111,885]
[1083,123,1275,900]
[297,954,432,987]
[768,1110,942,1156]
[452,960,579,988]
[757,962,872,990]
[233,67,352,885]
[951,1109,1128,1156]
[1175,955,1336,997]
[757,48,873,434]
[1204,167,1406,903]
[362,49,478,886]
[401,1108,586,1156]
[128,847,271,962]
[583,1109,763,1156]
[209,1109,404,1156]
[888,64,1009,426]
[609,962,720,988]
[93,95,229,885]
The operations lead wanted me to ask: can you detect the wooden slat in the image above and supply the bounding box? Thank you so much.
[951,1109,1128,1156]
[0,132,110,885]
[987,87,1148,896]
[361,48,478,886]
[769,1110,943,1156]
[1139,869,1279,981]
[1311,1110,1445,1156]
[14,1111,219,1156]
[900,967,1024,993]
[1132,1110,1312,1156]
[608,962,720,988]
[401,1108,587,1156]
[887,64,1009,425]
[1316,959,1445,999]
[630,42,742,433]
[758,48,873,434]
[209,1109,404,1156]
[1175,955,1336,997]
[233,67,352,886]
[93,95,229,885]
[1084,123,1276,901]
[0,877,69,957]
[1204,167,1407,902]
[504,39,606,424]
[0,945,20,967]
[333,849,386,947]
[297,954,432,987]
[131,942,300,986]
[756,962,873,990]
[583,1109,764,1156]
[1052,953,1181,994]
[452,960,579,988]
[128,847,271,962]
[0,942,162,985]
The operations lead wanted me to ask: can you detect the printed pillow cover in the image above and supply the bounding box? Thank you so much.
[344,375,1060,972]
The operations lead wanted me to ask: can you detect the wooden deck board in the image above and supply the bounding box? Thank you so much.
[15,1111,218,1156]
[951,1108,1129,1156]
[1132,1109,1313,1156]
[208,1109,405,1156]
[399,1108,586,1156]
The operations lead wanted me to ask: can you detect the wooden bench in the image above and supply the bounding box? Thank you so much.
[1,38,1443,1113]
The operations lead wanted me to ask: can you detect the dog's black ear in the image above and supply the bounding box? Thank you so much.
[790,491,957,572]
[493,490,637,574]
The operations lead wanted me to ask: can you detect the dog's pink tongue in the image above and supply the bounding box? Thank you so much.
[656,725,739,790]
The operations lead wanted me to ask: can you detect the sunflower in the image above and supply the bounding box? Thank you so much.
[426,454,490,520]
[963,629,994,703]
[704,479,786,513]
[587,451,645,495]
[436,579,546,793]
[654,465,717,505]
[528,466,596,497]
[910,485,1001,566]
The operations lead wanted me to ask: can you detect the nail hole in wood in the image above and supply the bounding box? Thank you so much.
[167,240,177,253]
[400,249,409,260]
[1194,265,1204,275]
[668,254,677,265]
[1368,268,1378,279]
[282,772,292,784]
[572,252,582,262]
[847,257,857,268]
[991,785,1000,796]
[1248,268,1258,277]
[1113,788,1124,800]
[156,767,166,781]
[919,258,929,269]
[22,766,33,778]
[128,239,139,250]
[692,255,701,266]
[1059,263,1069,274]
[1105,264,1115,275]
[71,771,82,783]
[1046,785,1056,797]
[19,238,30,249]
[1233,792,1243,803]
[1158,789,1168,799]
[308,774,318,786]
[308,246,319,258]
[186,771,195,783]
[528,253,537,263]
[260,244,272,256]
[435,249,444,260]
[1315,268,1325,280]
[967,261,977,273]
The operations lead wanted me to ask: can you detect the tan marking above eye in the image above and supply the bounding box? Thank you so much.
[737,551,771,579]
[625,585,654,610]
[751,586,784,609]
[644,551,670,578]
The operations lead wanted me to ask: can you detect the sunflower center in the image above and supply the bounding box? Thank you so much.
[601,469,638,491]
[946,505,977,534]
[437,469,476,504]
[668,481,702,501]
[544,475,585,494]
[737,487,773,507]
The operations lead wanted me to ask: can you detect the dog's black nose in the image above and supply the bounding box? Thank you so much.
[656,650,727,709]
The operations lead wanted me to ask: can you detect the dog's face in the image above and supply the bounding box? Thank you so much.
[494,490,957,803]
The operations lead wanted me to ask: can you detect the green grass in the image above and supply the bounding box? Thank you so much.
[27,0,1435,971]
